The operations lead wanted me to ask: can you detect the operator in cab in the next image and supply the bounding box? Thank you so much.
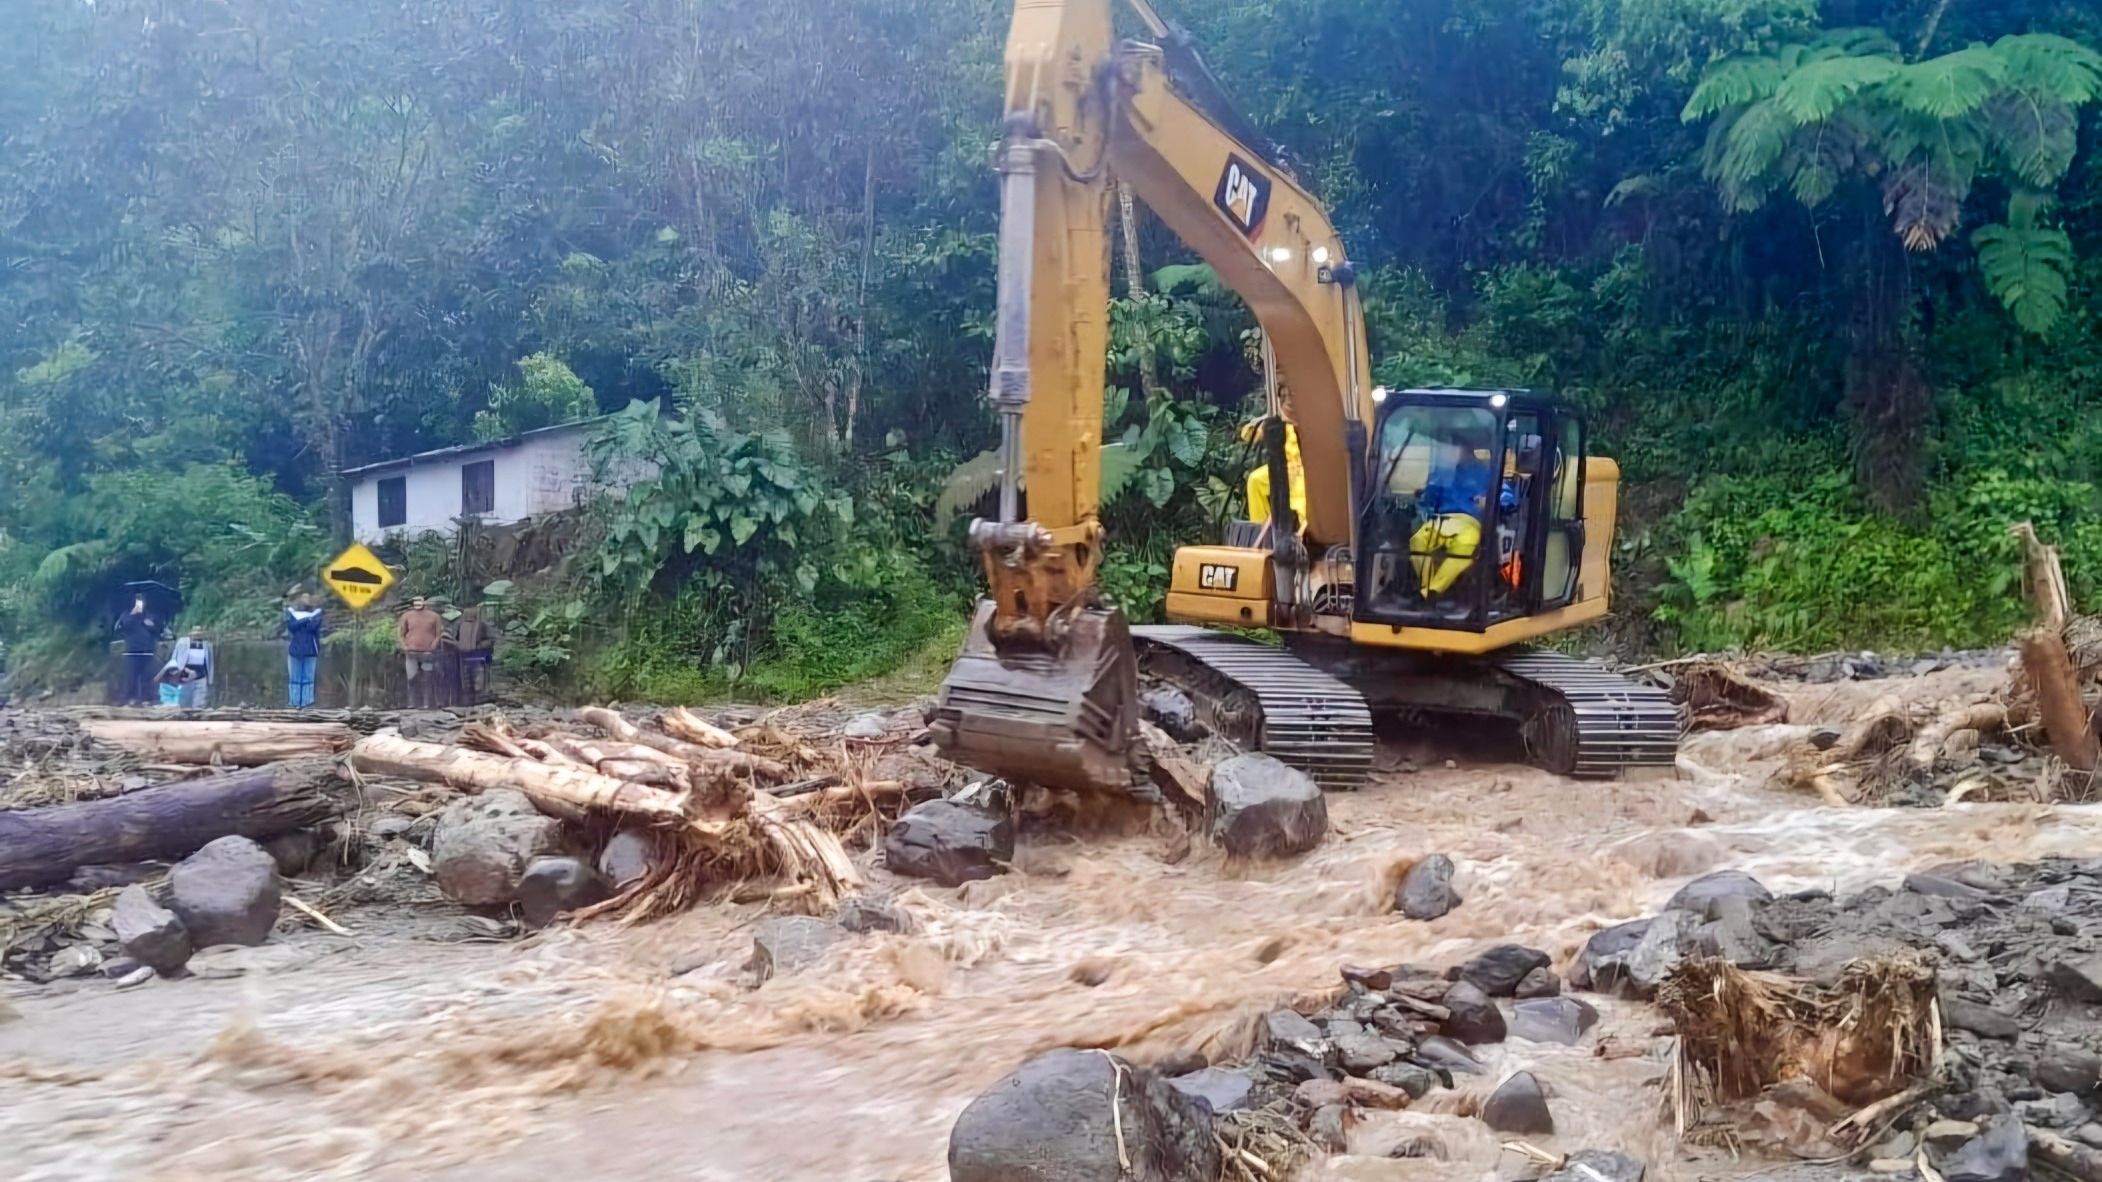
[1409,426,1516,597]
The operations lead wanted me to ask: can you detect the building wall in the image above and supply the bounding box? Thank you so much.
[349,429,612,543]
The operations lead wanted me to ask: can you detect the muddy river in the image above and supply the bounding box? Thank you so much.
[4,666,2098,1181]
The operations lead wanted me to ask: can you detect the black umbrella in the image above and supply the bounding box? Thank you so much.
[114,580,184,624]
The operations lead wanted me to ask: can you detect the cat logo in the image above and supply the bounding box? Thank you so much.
[1213,154,1271,238]
[1198,563,1239,592]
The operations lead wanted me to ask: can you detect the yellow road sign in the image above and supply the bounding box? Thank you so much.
[321,542,397,611]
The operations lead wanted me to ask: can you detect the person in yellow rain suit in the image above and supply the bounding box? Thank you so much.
[1409,430,1516,597]
[1243,421,1306,528]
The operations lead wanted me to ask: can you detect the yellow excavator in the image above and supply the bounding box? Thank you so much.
[932,0,1681,792]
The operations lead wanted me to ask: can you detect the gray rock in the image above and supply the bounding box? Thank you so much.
[1308,1105,1349,1153]
[2050,955,2102,1005]
[2075,1123,2102,1149]
[1542,1150,1645,1182]
[1692,902,1779,968]
[1941,1116,2027,1182]
[2036,1045,2101,1094]
[1482,1071,1554,1134]
[884,800,1012,886]
[597,829,660,890]
[1207,754,1327,858]
[948,1049,1221,1182]
[431,789,563,907]
[1905,872,1989,900]
[837,895,916,935]
[1263,1009,1332,1060]
[1397,854,1461,919]
[112,884,191,974]
[1574,912,1690,999]
[748,916,840,983]
[516,856,607,928]
[1458,944,1551,997]
[1414,1035,1484,1074]
[842,711,890,740]
[98,955,142,979]
[1155,1049,1207,1078]
[1507,997,1599,1046]
[1370,1061,1441,1098]
[1440,980,1505,1045]
[1334,1029,1401,1073]
[1141,686,1199,741]
[49,944,102,977]
[2015,1091,2089,1129]
[1166,1066,1255,1115]
[1665,870,1772,919]
[166,836,281,948]
[1387,1134,1450,1160]
[2022,885,2074,914]
[368,814,416,841]
[1514,966,1561,998]
[1941,998,2020,1040]
[1340,964,1393,990]
[1925,1121,1982,1146]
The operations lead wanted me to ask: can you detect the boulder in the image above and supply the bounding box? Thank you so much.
[1514,966,1561,998]
[1141,686,1199,741]
[1334,1029,1401,1074]
[1572,913,1690,999]
[1543,1151,1645,1182]
[1941,1117,2028,1182]
[1396,854,1461,920]
[1904,872,1990,900]
[1370,1061,1441,1098]
[1414,1035,1484,1075]
[842,711,890,740]
[165,836,281,948]
[1507,997,1600,1046]
[2036,1045,2101,1095]
[1308,1105,1350,1152]
[261,830,318,877]
[885,800,1012,887]
[837,894,917,935]
[1262,1009,1333,1061]
[1208,755,1327,858]
[1941,998,2019,1040]
[2049,956,2102,1005]
[1440,980,1506,1045]
[1167,1066,1254,1115]
[516,856,608,927]
[1459,944,1552,997]
[1154,1049,1207,1078]
[431,789,563,907]
[1664,870,1772,919]
[749,916,840,983]
[49,944,102,977]
[112,884,191,974]
[1341,964,1393,990]
[1691,898,1779,968]
[948,1050,1221,1182]
[1482,1071,1554,1134]
[597,828,660,890]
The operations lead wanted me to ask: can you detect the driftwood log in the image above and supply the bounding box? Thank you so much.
[351,730,697,823]
[575,706,791,781]
[0,760,339,890]
[81,719,354,766]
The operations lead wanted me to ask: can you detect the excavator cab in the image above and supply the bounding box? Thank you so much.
[1357,389,1586,632]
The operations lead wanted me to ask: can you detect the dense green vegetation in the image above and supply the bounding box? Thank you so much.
[3,0,2101,695]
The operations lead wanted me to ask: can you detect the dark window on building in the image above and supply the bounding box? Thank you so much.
[377,476,407,528]
[462,460,496,515]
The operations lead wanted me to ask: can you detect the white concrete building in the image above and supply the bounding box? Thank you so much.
[344,419,637,543]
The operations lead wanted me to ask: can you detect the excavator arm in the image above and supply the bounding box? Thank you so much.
[931,0,1372,793]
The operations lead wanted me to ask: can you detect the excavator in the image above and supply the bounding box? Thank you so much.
[931,0,1682,793]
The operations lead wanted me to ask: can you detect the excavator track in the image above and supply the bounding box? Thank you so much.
[1133,626,1375,790]
[1494,650,1682,778]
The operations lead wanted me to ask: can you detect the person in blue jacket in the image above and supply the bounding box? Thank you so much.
[284,594,327,709]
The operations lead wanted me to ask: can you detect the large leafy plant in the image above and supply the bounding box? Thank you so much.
[1685,31,2102,332]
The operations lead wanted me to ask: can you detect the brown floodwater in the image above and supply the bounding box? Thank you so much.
[3,665,2097,1182]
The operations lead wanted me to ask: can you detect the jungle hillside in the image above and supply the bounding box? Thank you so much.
[4,0,2102,698]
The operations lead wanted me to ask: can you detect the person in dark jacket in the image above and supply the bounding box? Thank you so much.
[285,594,326,709]
[113,596,163,705]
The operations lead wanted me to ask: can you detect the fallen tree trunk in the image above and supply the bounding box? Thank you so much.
[81,720,354,766]
[574,706,789,780]
[1906,702,2008,769]
[659,706,740,750]
[351,730,693,822]
[0,760,339,890]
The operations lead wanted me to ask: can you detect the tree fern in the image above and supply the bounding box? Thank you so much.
[1973,208,2075,335]
[1706,99,1794,208]
[1979,92,2080,189]
[1773,53,1900,123]
[1996,34,2102,105]
[934,448,1003,530]
[1684,54,1788,121]
[1888,46,2006,119]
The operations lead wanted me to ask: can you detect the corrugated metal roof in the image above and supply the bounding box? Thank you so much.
[341,416,612,479]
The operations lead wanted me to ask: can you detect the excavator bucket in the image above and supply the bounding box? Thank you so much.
[930,599,1139,794]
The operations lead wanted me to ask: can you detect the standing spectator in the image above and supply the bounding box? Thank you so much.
[165,626,215,707]
[398,595,445,709]
[448,604,495,705]
[284,594,326,709]
[112,596,162,705]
